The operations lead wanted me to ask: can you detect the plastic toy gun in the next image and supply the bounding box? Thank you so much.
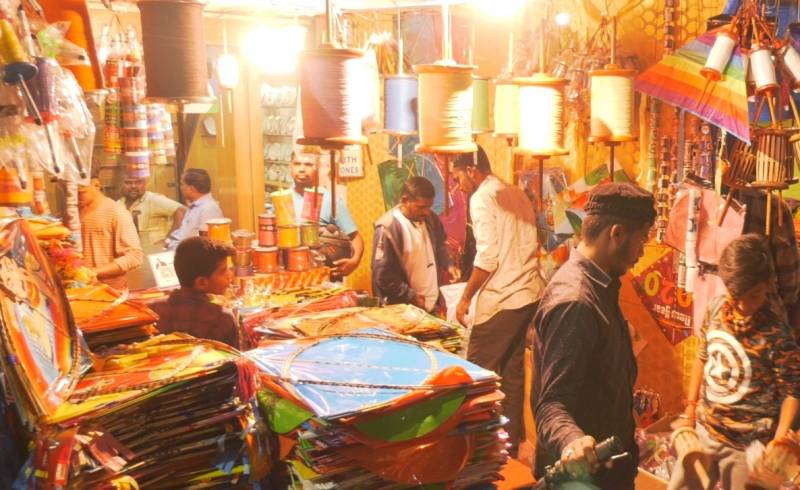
[532,436,629,490]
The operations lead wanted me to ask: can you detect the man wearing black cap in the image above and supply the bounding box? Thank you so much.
[532,182,656,489]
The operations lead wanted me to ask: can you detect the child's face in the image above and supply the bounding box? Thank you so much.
[197,259,232,295]
[731,281,770,316]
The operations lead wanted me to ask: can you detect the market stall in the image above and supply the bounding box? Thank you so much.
[0,0,799,488]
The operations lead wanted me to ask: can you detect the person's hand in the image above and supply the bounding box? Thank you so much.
[333,257,359,276]
[456,298,471,326]
[447,265,462,283]
[747,460,787,490]
[671,402,697,431]
[560,435,599,480]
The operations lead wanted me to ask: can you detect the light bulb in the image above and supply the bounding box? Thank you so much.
[217,53,239,89]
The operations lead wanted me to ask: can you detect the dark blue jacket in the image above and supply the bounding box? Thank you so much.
[371,208,450,307]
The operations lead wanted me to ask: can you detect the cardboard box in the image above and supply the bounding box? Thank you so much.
[635,414,676,490]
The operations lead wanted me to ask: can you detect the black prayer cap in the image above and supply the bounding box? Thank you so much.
[585,182,656,223]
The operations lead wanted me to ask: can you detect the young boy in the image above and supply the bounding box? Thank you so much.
[670,234,800,489]
[150,236,240,349]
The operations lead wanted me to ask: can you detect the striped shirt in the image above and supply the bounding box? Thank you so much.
[81,196,144,290]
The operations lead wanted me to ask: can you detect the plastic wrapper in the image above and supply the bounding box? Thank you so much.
[637,428,675,480]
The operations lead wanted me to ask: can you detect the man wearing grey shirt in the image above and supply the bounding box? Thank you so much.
[167,168,224,249]
[452,145,544,456]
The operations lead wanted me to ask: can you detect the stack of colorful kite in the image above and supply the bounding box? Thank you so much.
[67,284,159,351]
[253,304,464,353]
[18,334,272,488]
[248,329,508,488]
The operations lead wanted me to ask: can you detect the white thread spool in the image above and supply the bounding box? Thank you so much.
[414,63,476,153]
[589,67,636,142]
[472,76,491,134]
[779,43,800,87]
[514,74,568,156]
[701,30,736,81]
[755,129,790,186]
[299,47,366,145]
[493,80,519,137]
[750,45,778,94]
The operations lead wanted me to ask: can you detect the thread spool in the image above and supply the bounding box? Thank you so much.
[206,217,232,243]
[723,139,756,188]
[123,128,149,151]
[299,47,366,145]
[233,248,252,267]
[253,246,279,273]
[231,229,255,249]
[779,43,800,87]
[414,63,477,154]
[104,58,125,89]
[301,221,320,247]
[124,152,150,178]
[270,189,296,227]
[589,66,636,142]
[384,75,418,135]
[277,224,301,249]
[31,170,49,215]
[137,0,210,101]
[258,213,277,247]
[701,30,736,81]
[750,45,778,94]
[122,104,148,129]
[493,80,519,137]
[286,246,311,272]
[472,76,491,134]
[754,129,790,187]
[670,427,711,489]
[513,74,568,156]
[0,166,32,206]
[302,189,323,222]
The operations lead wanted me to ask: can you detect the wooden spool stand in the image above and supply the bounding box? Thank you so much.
[670,427,711,489]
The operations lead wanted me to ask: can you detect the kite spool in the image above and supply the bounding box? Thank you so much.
[493,80,519,137]
[751,45,778,93]
[299,47,367,145]
[724,139,756,188]
[779,42,800,87]
[589,66,636,142]
[701,29,736,81]
[670,427,711,489]
[754,129,790,187]
[514,74,568,157]
[383,75,418,135]
[472,76,491,134]
[762,439,800,475]
[414,63,476,154]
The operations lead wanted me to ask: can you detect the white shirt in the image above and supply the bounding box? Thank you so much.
[470,175,544,324]
[393,208,439,311]
[168,193,223,248]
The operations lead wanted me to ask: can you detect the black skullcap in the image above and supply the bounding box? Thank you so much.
[585,182,656,223]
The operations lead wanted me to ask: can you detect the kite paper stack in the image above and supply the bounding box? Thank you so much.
[19,334,272,488]
[253,304,464,353]
[248,329,508,488]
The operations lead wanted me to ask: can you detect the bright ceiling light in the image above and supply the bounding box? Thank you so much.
[555,12,570,27]
[216,53,239,89]
[243,24,306,75]
[472,0,526,18]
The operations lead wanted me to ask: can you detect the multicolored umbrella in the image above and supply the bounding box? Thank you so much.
[635,31,750,143]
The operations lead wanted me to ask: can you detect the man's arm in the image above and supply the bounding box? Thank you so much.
[169,206,187,236]
[457,191,497,324]
[534,301,598,458]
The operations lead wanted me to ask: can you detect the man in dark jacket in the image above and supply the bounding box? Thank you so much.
[532,182,655,489]
[372,177,452,312]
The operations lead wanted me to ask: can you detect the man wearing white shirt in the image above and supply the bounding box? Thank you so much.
[167,168,224,249]
[371,177,453,311]
[453,145,544,456]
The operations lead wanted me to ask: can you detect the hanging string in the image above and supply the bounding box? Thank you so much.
[300,50,363,142]
[415,65,474,151]
[590,72,634,141]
